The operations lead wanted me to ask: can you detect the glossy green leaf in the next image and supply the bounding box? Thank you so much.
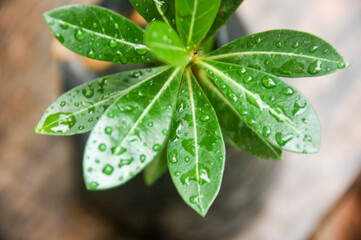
[129,0,176,29]
[143,143,168,186]
[167,69,225,216]
[198,60,321,153]
[206,0,244,38]
[145,21,189,66]
[176,0,221,50]
[35,66,169,135]
[83,67,183,190]
[198,72,282,160]
[206,30,349,77]
[43,4,155,64]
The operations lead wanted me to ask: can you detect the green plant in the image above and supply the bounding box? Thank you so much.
[36,1,348,216]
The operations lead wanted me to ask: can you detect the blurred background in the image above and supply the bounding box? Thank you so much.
[0,0,360,239]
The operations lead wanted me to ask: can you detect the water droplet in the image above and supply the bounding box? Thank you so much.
[104,127,112,135]
[262,77,277,88]
[98,143,106,152]
[237,68,246,75]
[243,75,253,83]
[152,144,160,151]
[309,45,318,53]
[200,115,210,122]
[109,39,117,48]
[303,134,312,142]
[302,118,309,124]
[134,46,148,55]
[292,41,299,48]
[184,156,190,162]
[145,8,150,15]
[292,99,307,116]
[119,157,134,167]
[111,146,126,155]
[308,60,322,75]
[92,22,98,28]
[180,165,210,185]
[108,112,115,118]
[102,164,114,175]
[282,87,294,95]
[114,23,119,30]
[162,129,168,135]
[338,62,346,69]
[74,28,85,41]
[60,101,66,107]
[276,41,282,48]
[40,112,76,133]
[169,150,178,163]
[87,167,93,173]
[140,154,146,163]
[48,20,54,26]
[55,33,64,43]
[262,126,272,137]
[87,49,96,59]
[78,126,84,130]
[147,121,153,127]
[87,181,99,190]
[275,132,294,146]
[82,88,94,98]
[189,195,204,212]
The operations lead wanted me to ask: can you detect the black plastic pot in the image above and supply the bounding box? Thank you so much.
[60,2,279,239]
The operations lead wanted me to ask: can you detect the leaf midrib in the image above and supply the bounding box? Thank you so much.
[200,74,281,157]
[198,60,301,135]
[205,51,343,64]
[47,15,149,50]
[113,67,181,154]
[187,0,198,45]
[38,67,170,132]
[186,70,203,212]
[154,0,171,26]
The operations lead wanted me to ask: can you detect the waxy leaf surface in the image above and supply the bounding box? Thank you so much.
[143,143,168,186]
[198,60,320,153]
[168,69,225,216]
[199,73,282,160]
[207,30,349,77]
[206,0,244,38]
[35,67,168,135]
[176,0,221,50]
[145,21,189,66]
[43,4,155,64]
[129,0,176,29]
[83,67,183,190]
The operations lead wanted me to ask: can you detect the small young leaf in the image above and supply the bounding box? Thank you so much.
[198,60,320,153]
[43,4,155,64]
[35,66,169,135]
[83,67,183,190]
[198,72,282,160]
[129,0,176,29]
[167,69,225,216]
[206,0,244,38]
[176,0,221,50]
[206,30,349,77]
[143,143,168,186]
[145,21,189,66]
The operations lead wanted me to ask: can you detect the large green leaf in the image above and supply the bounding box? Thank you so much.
[35,66,169,135]
[176,0,221,50]
[198,60,321,153]
[43,4,155,64]
[206,30,349,77]
[167,68,225,216]
[206,0,244,38]
[129,0,176,29]
[83,67,183,190]
[145,21,189,66]
[198,72,282,160]
[143,143,168,186]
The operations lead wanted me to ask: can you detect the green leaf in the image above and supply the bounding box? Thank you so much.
[35,66,169,135]
[143,143,168,186]
[129,0,176,29]
[198,72,282,160]
[206,0,244,38]
[83,67,183,190]
[206,30,349,77]
[198,60,321,153]
[145,21,189,66]
[43,4,155,64]
[167,68,225,216]
[176,0,221,50]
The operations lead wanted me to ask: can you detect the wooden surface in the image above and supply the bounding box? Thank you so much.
[0,0,360,240]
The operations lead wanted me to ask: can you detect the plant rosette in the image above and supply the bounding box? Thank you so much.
[36,0,348,216]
